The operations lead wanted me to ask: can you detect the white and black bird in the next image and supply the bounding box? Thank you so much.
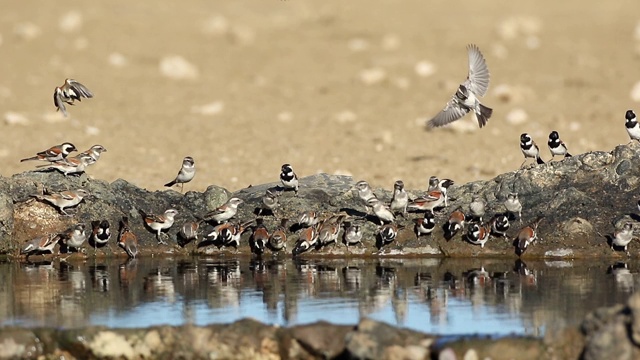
[520,133,544,167]
[368,198,395,225]
[377,223,400,249]
[280,164,299,196]
[611,222,634,254]
[164,156,195,192]
[58,223,88,252]
[428,176,454,207]
[626,110,640,142]
[547,131,572,160]
[53,78,94,117]
[91,220,111,251]
[466,223,490,248]
[489,214,510,238]
[390,180,409,216]
[414,211,436,238]
[343,222,363,247]
[20,142,76,163]
[427,44,492,129]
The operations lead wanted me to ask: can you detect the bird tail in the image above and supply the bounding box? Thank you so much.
[565,153,572,158]
[20,156,38,162]
[476,104,493,128]
[536,156,545,165]
[164,180,176,187]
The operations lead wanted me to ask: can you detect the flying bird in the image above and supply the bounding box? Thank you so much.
[53,78,93,117]
[426,44,492,129]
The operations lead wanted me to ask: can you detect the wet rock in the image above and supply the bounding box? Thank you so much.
[345,318,434,359]
[286,321,351,358]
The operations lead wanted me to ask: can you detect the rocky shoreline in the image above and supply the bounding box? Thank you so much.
[2,142,640,259]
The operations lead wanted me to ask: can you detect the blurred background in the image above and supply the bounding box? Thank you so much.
[0,0,639,192]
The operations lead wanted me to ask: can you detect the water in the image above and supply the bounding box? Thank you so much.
[0,256,635,335]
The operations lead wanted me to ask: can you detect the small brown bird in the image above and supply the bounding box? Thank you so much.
[139,209,178,244]
[21,142,77,163]
[54,78,94,117]
[515,216,544,256]
[179,221,200,244]
[78,145,107,165]
[21,234,58,257]
[293,225,318,256]
[250,218,270,255]
[36,155,91,176]
[118,217,138,258]
[444,208,466,240]
[269,219,288,252]
[32,188,90,215]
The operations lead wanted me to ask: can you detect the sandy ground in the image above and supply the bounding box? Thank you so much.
[1,1,639,193]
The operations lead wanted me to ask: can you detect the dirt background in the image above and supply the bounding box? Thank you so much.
[1,1,639,193]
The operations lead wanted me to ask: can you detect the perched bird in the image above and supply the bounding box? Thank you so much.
[547,131,572,160]
[20,142,76,163]
[250,218,270,255]
[428,176,454,207]
[36,155,91,176]
[58,223,87,252]
[466,223,490,248]
[53,78,94,117]
[21,234,58,257]
[469,195,485,223]
[390,180,409,216]
[343,222,363,247]
[269,219,288,252]
[32,188,90,215]
[220,221,252,250]
[444,208,466,240]
[427,44,492,129]
[515,216,544,256]
[78,145,107,165]
[118,217,138,258]
[203,197,244,224]
[625,110,640,142]
[520,133,545,167]
[317,214,347,248]
[258,189,281,217]
[414,211,436,238]
[611,222,634,254]
[179,221,200,243]
[352,180,378,214]
[206,222,234,243]
[292,225,318,256]
[407,191,445,214]
[504,193,523,221]
[296,210,319,228]
[368,198,395,225]
[164,156,195,192]
[280,164,299,196]
[91,220,111,251]
[139,209,178,244]
[489,214,510,238]
[377,223,399,249]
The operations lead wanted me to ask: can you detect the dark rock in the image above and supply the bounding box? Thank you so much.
[286,321,351,359]
[344,318,434,359]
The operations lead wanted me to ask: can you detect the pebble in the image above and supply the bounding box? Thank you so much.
[347,38,369,52]
[277,111,293,123]
[108,53,127,68]
[59,11,83,33]
[414,60,436,78]
[13,22,41,41]
[42,112,67,123]
[630,81,640,102]
[497,16,542,40]
[85,126,100,136]
[191,101,224,116]
[505,108,528,125]
[334,110,357,123]
[159,55,199,80]
[359,67,386,85]
[634,21,640,41]
[4,112,29,126]
[381,34,400,51]
[201,15,230,35]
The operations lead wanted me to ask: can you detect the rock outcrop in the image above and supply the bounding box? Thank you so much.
[3,142,640,259]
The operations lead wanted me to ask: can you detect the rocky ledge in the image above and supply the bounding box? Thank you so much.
[3,142,640,259]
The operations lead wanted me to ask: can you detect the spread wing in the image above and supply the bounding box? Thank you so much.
[68,79,94,98]
[465,44,490,97]
[53,89,68,116]
[426,97,469,128]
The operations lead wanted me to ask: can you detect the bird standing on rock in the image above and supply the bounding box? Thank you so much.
[625,110,640,142]
[520,133,545,167]
[547,131,572,160]
[280,164,299,196]
[20,142,76,163]
[164,156,195,192]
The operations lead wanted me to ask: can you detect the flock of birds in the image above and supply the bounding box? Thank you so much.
[16,44,640,259]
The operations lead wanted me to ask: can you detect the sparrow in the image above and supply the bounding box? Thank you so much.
[292,225,318,256]
[250,218,270,255]
[367,198,395,225]
[36,155,91,176]
[469,195,485,223]
[258,189,282,217]
[164,156,195,192]
[390,180,409,216]
[297,210,319,228]
[21,234,58,257]
[611,222,634,254]
[520,133,545,167]
[515,216,544,256]
[504,192,523,221]
[625,110,640,142]
[426,44,492,129]
[466,223,490,248]
[414,211,436,238]
[489,214,510,238]
[317,214,347,248]
[20,142,76,163]
[58,223,87,252]
[444,208,466,240]
[32,188,90,215]
[203,197,244,224]
[206,222,234,243]
[53,78,94,117]
[139,208,178,244]
[407,191,445,214]
[118,217,138,258]
[91,220,111,251]
[269,218,288,251]
[280,163,299,196]
[179,221,200,243]
[220,221,252,250]
[377,223,399,249]
[547,131,572,160]
[78,145,107,165]
[428,176,454,207]
[343,222,363,247]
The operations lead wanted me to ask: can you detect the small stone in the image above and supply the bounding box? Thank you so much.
[191,101,224,116]
[74,37,89,50]
[277,111,293,123]
[463,348,479,360]
[493,84,513,102]
[414,60,436,78]
[42,112,67,123]
[381,34,400,51]
[438,348,457,360]
[13,22,41,41]
[392,77,410,90]
[4,112,29,126]
[335,110,357,123]
[630,81,640,102]
[159,55,199,80]
[230,25,255,45]
[526,36,540,49]
[108,53,127,67]
[201,15,230,35]
[348,38,369,52]
[85,126,100,136]
[59,11,83,33]
[445,119,477,134]
[359,67,386,85]
[505,108,528,125]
